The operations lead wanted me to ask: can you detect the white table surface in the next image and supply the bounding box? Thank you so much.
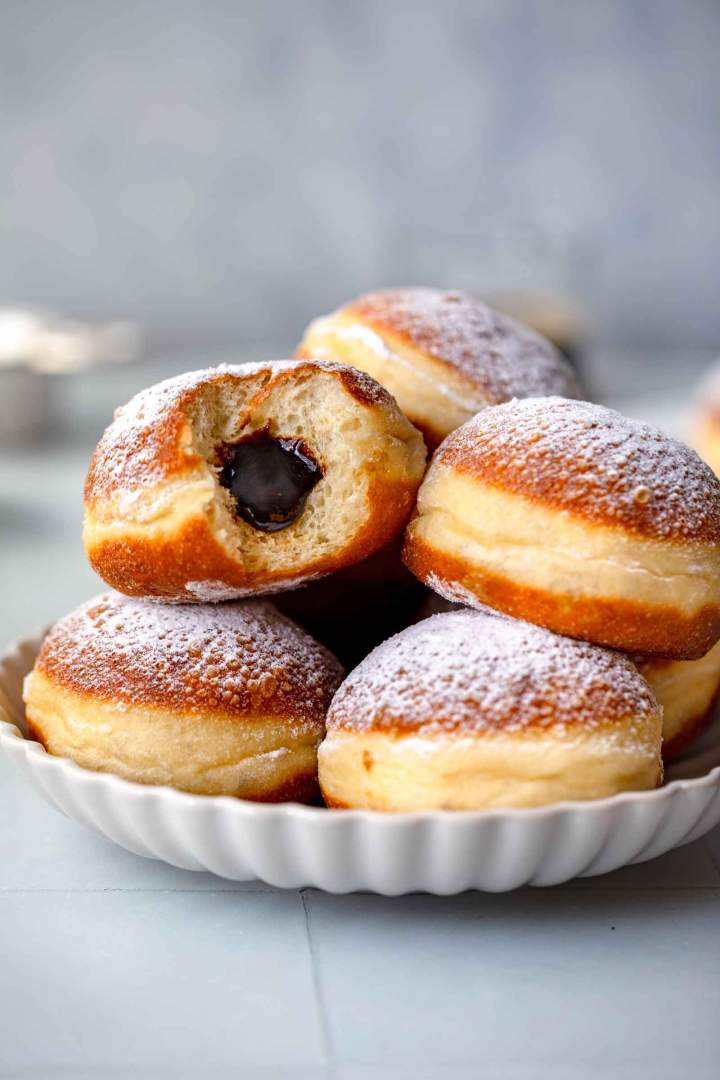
[1,383,719,1078]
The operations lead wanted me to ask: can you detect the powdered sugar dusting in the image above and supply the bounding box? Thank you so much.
[37,592,343,727]
[84,364,248,503]
[182,571,326,603]
[328,609,659,736]
[424,573,483,610]
[440,396,720,542]
[185,580,248,602]
[347,287,580,402]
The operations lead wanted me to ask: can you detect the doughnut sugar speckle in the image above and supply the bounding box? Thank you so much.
[319,610,662,811]
[33,592,342,719]
[327,610,658,737]
[296,287,580,448]
[24,593,344,801]
[439,396,720,542]
[342,289,578,399]
[403,397,720,659]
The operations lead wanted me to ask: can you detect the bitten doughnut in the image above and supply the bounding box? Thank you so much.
[296,287,580,449]
[23,593,343,801]
[319,610,662,811]
[635,641,720,760]
[83,360,426,601]
[693,361,720,477]
[403,397,720,659]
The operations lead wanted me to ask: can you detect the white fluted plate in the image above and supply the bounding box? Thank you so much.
[2,634,720,894]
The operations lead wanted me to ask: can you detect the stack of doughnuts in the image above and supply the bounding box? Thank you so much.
[26,358,425,801]
[23,288,720,812]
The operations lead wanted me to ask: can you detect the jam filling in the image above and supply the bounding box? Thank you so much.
[218,429,322,532]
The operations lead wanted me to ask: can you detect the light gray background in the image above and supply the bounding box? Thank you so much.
[2,8,720,1072]
[1,0,719,353]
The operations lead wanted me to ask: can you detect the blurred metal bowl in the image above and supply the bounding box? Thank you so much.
[0,366,53,445]
[0,307,140,444]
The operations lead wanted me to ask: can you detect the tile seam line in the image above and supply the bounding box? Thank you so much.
[301,887,338,1077]
[1,885,720,895]
[0,886,286,894]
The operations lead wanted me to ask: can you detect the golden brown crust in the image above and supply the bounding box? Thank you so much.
[85,519,250,600]
[25,595,343,803]
[250,772,321,804]
[341,288,579,402]
[321,793,352,809]
[86,470,420,602]
[33,593,343,720]
[403,533,720,661]
[436,397,720,544]
[25,716,46,746]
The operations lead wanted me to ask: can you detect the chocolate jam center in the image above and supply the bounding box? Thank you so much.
[219,429,322,532]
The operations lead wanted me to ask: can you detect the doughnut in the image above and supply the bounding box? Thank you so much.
[23,593,343,801]
[693,361,720,477]
[635,640,720,760]
[83,359,426,601]
[403,396,720,660]
[274,538,426,669]
[318,609,663,811]
[296,287,580,449]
